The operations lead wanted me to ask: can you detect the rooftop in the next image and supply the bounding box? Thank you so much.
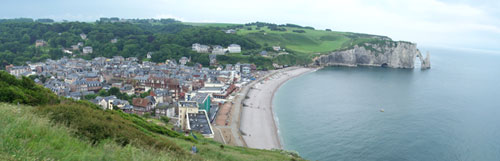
[191,93,209,104]
[188,110,213,135]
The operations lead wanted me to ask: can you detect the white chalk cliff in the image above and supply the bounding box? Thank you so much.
[314,41,430,69]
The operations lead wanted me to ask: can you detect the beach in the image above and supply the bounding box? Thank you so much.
[239,67,315,149]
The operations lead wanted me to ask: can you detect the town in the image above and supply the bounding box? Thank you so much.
[5,53,265,139]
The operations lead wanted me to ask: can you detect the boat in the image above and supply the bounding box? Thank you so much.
[380,109,384,112]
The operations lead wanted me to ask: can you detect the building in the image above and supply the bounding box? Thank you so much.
[178,101,199,130]
[242,66,251,74]
[187,110,214,138]
[71,45,80,51]
[80,33,87,40]
[228,44,241,53]
[154,103,176,118]
[86,81,102,92]
[92,96,118,110]
[35,40,47,47]
[5,65,31,77]
[179,57,189,65]
[147,52,153,59]
[225,29,236,34]
[189,93,211,112]
[272,46,281,51]
[211,45,225,55]
[83,46,93,54]
[111,38,118,43]
[209,54,217,66]
[132,97,154,113]
[192,43,210,53]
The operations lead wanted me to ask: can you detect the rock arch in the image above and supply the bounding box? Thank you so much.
[416,51,431,69]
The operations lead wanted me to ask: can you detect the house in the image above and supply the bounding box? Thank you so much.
[5,65,31,77]
[62,49,73,54]
[110,38,118,43]
[71,79,88,92]
[132,97,154,113]
[147,52,153,59]
[209,54,217,66]
[192,43,210,53]
[211,45,225,55]
[86,81,102,92]
[92,96,118,110]
[272,46,281,51]
[71,45,80,51]
[150,89,170,103]
[120,84,135,95]
[80,33,87,40]
[154,103,176,118]
[227,44,241,53]
[192,43,201,51]
[35,40,47,47]
[179,57,189,65]
[242,66,251,74]
[225,29,236,34]
[83,46,93,54]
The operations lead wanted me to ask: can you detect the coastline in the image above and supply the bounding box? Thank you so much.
[239,67,316,149]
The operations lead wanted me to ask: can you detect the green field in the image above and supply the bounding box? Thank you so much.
[182,22,240,28]
[237,26,354,54]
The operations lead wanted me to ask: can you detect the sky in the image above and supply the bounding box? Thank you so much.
[2,0,499,52]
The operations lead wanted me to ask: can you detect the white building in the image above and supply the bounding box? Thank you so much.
[272,46,281,51]
[6,65,31,77]
[83,46,93,54]
[212,45,225,55]
[192,43,210,53]
[179,57,189,65]
[228,44,241,53]
[80,33,87,40]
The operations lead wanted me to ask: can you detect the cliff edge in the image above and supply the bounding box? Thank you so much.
[314,41,430,69]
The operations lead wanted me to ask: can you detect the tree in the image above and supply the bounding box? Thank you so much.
[108,87,120,96]
[160,116,170,124]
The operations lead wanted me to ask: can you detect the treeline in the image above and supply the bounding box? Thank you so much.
[0,20,261,68]
[244,22,315,30]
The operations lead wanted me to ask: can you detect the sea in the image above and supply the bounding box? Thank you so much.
[273,47,500,161]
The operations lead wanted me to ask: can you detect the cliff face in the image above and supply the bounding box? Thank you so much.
[314,41,429,69]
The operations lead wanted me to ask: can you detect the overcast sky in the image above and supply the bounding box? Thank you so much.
[2,0,499,52]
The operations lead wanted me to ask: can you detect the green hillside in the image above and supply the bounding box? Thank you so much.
[237,25,391,54]
[0,71,304,161]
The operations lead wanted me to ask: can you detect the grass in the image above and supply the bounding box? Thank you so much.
[0,102,304,161]
[182,22,241,28]
[0,103,184,161]
[238,25,392,54]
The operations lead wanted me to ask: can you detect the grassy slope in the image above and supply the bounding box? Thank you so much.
[182,22,240,28]
[0,103,179,161]
[0,102,302,161]
[238,26,352,54]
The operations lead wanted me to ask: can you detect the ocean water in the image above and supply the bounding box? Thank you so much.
[273,48,500,161]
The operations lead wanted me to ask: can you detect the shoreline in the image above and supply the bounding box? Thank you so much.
[239,66,317,149]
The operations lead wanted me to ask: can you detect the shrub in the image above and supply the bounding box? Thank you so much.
[35,102,186,154]
[160,116,170,124]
